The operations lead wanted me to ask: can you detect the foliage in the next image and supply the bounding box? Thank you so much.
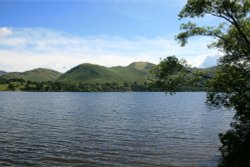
[8,83,15,91]
[153,56,210,93]
[0,77,9,84]
[207,64,250,167]
[0,79,163,92]
[155,0,250,166]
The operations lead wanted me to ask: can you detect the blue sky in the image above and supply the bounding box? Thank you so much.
[0,0,184,37]
[0,0,221,72]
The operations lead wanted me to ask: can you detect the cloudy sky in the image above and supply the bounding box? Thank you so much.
[0,0,222,72]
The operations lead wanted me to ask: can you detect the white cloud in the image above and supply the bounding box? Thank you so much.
[0,27,12,37]
[0,27,220,72]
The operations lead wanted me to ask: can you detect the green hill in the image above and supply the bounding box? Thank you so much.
[127,61,155,71]
[2,68,62,82]
[201,66,218,77]
[0,70,7,76]
[1,63,217,85]
[57,62,155,83]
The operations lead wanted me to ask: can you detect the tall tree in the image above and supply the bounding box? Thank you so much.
[155,0,250,166]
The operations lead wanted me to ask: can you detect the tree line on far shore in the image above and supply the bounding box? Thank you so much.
[0,77,206,92]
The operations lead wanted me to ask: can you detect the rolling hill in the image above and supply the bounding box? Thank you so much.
[0,70,7,76]
[201,66,218,78]
[1,62,217,85]
[57,62,155,83]
[2,68,62,82]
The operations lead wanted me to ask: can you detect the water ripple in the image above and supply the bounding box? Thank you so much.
[0,92,234,167]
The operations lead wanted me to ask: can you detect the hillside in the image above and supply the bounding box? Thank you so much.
[127,61,155,71]
[201,66,218,77]
[57,62,155,83]
[2,68,62,82]
[1,62,217,85]
[0,70,7,76]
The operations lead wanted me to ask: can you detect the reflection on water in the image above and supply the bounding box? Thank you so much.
[0,92,233,167]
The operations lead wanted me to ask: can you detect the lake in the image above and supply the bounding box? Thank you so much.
[0,92,233,167]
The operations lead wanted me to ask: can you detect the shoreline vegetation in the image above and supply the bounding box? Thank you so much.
[0,78,206,92]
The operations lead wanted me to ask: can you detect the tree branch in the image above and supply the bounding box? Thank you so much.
[185,69,213,79]
[225,10,250,44]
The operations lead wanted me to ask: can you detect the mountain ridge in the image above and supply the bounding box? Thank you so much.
[0,70,7,76]
[57,62,155,83]
[1,62,217,83]
[2,68,62,82]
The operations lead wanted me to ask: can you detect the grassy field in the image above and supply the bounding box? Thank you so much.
[0,84,8,91]
[0,82,25,91]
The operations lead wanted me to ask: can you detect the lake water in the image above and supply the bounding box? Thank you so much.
[0,92,234,167]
